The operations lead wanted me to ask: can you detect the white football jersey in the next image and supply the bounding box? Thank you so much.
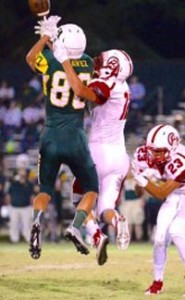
[133,145,149,172]
[88,78,130,145]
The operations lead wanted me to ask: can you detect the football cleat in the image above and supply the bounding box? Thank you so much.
[65,225,90,255]
[116,215,130,250]
[29,222,42,259]
[145,280,163,295]
[93,230,109,266]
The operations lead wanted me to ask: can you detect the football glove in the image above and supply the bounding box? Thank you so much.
[53,38,68,63]
[34,15,61,41]
[141,168,161,180]
[134,172,148,188]
[131,159,141,176]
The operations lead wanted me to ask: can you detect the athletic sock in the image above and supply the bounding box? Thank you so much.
[73,210,88,229]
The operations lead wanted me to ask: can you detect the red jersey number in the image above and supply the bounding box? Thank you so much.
[168,158,183,175]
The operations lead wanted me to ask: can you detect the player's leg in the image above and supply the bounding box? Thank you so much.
[91,143,130,250]
[64,132,99,255]
[97,173,130,250]
[169,200,185,297]
[145,201,175,295]
[65,189,97,255]
[133,200,145,241]
[20,206,32,243]
[169,217,185,263]
[73,179,108,264]
[85,211,109,265]
[102,208,130,250]
[120,201,133,240]
[9,207,20,243]
[171,231,185,297]
[29,142,61,259]
[144,234,171,295]
[153,195,180,278]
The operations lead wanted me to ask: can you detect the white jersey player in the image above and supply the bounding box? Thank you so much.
[88,51,132,222]
[132,124,185,296]
[53,45,133,265]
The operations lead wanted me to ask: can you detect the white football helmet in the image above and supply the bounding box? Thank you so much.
[146,124,180,165]
[93,49,133,82]
[57,23,86,59]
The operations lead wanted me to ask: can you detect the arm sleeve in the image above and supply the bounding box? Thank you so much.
[34,49,50,75]
[88,81,110,105]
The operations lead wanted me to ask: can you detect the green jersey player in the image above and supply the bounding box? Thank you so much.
[26,17,99,259]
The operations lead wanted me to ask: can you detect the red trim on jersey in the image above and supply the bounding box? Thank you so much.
[88,81,110,105]
[177,152,185,160]
[110,82,116,90]
[119,91,130,120]
[151,124,166,143]
[175,170,185,183]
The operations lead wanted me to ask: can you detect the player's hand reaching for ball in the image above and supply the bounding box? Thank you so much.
[34,15,61,41]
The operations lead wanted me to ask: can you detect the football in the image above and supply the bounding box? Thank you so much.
[28,0,51,17]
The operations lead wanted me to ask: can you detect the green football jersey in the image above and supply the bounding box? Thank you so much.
[35,48,93,129]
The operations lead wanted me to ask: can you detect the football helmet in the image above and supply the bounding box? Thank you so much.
[146,124,180,165]
[57,24,86,59]
[93,49,133,82]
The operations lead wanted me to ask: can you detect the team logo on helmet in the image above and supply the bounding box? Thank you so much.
[107,56,119,69]
[107,56,119,77]
[168,132,178,146]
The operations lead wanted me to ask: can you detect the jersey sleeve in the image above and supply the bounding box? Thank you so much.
[88,80,110,105]
[34,49,52,75]
[169,153,185,183]
[133,146,148,172]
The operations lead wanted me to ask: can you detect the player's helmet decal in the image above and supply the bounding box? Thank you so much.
[168,132,178,146]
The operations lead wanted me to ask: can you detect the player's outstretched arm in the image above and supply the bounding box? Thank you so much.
[26,16,61,71]
[62,61,97,102]
[135,175,180,200]
[26,36,50,71]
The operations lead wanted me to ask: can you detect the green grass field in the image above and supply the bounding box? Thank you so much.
[0,242,184,300]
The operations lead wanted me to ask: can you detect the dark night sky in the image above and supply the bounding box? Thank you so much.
[1,0,185,62]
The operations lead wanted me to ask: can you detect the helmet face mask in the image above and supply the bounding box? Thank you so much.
[57,24,87,59]
[146,124,180,166]
[146,146,170,166]
[93,49,133,81]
